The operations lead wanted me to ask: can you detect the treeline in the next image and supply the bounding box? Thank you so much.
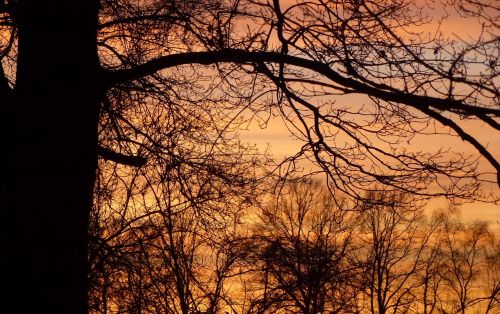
[89,178,499,314]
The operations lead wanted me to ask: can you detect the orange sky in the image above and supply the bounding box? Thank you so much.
[241,114,500,233]
[240,0,499,231]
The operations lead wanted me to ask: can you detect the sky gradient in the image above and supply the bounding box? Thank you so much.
[241,0,499,231]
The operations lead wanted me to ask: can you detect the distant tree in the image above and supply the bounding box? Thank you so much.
[357,191,436,314]
[247,180,359,313]
[439,213,499,314]
[415,210,450,314]
[482,233,500,314]
[0,0,498,312]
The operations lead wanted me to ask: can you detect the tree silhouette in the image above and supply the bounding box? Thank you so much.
[88,102,265,313]
[356,191,439,313]
[248,180,358,313]
[439,213,500,313]
[0,0,498,312]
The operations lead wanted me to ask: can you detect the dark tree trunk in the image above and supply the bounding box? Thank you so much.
[5,1,100,312]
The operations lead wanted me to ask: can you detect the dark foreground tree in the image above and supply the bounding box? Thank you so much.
[1,1,101,312]
[0,0,498,312]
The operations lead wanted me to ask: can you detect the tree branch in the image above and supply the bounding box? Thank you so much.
[106,49,499,118]
[98,13,182,30]
[0,62,12,98]
[420,107,500,187]
[97,145,146,167]
[105,49,499,181]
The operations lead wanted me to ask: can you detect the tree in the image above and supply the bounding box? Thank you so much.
[88,96,265,313]
[415,210,450,314]
[0,0,498,312]
[439,213,499,313]
[1,1,101,312]
[356,191,435,314]
[248,179,359,313]
[482,233,500,314]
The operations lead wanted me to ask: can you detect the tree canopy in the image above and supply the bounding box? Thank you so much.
[2,0,498,200]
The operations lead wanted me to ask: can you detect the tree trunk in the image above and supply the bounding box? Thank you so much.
[6,1,100,312]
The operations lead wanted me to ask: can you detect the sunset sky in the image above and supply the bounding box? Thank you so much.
[4,2,497,312]
[240,0,499,231]
[241,108,500,233]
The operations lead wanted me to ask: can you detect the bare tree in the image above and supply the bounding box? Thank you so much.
[440,213,498,314]
[482,232,500,314]
[88,94,267,313]
[356,191,438,314]
[415,210,450,314]
[246,179,359,313]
